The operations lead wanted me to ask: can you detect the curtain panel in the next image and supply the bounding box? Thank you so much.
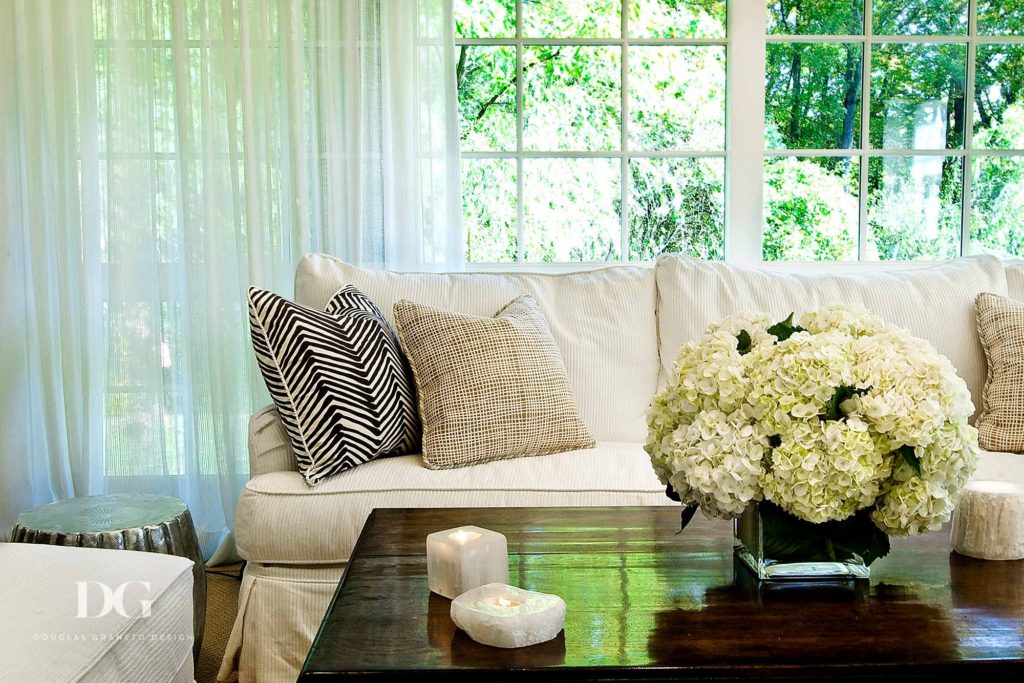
[0,0,461,561]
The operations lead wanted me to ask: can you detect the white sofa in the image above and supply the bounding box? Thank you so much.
[219,253,1024,682]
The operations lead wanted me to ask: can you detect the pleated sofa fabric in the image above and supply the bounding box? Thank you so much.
[655,255,1009,416]
[294,254,660,443]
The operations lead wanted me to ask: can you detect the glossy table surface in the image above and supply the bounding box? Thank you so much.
[301,506,1024,681]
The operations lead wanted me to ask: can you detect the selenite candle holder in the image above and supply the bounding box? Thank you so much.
[951,480,1024,560]
[426,526,508,599]
[450,583,566,649]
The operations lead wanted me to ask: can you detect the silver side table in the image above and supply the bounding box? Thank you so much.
[10,493,207,662]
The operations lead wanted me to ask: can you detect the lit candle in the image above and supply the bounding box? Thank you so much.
[451,583,566,649]
[426,526,508,599]
[951,480,1024,560]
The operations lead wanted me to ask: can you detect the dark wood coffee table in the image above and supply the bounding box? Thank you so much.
[301,507,1024,680]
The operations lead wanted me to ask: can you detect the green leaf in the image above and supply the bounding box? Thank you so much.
[736,329,752,355]
[767,312,807,343]
[896,444,922,477]
[820,385,870,422]
[678,504,699,534]
[758,502,891,566]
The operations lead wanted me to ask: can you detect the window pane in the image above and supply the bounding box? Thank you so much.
[872,0,968,35]
[523,46,621,151]
[970,156,1024,257]
[629,157,724,260]
[523,0,620,38]
[767,0,863,35]
[463,159,518,262]
[870,43,966,150]
[629,46,725,151]
[763,156,859,261]
[978,0,1024,35]
[523,158,620,261]
[454,0,515,38]
[457,45,517,152]
[974,45,1024,150]
[630,0,726,39]
[765,43,862,150]
[867,156,962,260]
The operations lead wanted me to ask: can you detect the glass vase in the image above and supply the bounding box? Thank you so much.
[733,503,871,581]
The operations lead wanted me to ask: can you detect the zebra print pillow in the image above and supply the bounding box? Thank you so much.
[248,285,420,485]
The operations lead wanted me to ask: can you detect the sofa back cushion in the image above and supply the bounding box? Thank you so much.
[655,255,1008,415]
[1006,261,1024,300]
[294,254,659,442]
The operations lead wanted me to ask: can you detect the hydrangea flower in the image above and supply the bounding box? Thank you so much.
[645,304,979,536]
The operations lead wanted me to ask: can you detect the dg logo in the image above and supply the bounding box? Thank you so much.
[75,581,154,619]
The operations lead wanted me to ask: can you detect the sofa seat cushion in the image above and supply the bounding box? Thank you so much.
[234,442,673,564]
[292,254,659,443]
[235,445,1024,565]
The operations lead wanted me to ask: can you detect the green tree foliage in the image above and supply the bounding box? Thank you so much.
[458,1,1024,263]
[456,0,726,263]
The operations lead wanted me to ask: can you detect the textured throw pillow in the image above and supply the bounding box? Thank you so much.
[394,295,595,469]
[976,292,1024,453]
[248,285,419,485]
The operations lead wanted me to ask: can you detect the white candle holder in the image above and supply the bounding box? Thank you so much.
[426,526,508,599]
[450,583,566,649]
[951,480,1024,560]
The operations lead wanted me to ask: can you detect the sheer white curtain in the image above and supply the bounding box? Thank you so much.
[0,0,462,561]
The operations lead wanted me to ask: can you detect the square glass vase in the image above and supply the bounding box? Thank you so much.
[733,504,871,581]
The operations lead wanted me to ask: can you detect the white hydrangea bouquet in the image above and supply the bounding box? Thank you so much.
[647,304,978,576]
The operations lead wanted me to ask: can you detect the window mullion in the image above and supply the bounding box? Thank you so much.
[620,1,629,262]
[515,0,524,262]
[726,0,766,263]
[858,1,873,261]
[961,0,978,257]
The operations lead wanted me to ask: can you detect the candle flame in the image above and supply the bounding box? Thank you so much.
[489,595,522,608]
[448,529,481,544]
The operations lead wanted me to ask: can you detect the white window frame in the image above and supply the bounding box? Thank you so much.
[457,0,729,268]
[460,0,1024,269]
[761,0,1024,264]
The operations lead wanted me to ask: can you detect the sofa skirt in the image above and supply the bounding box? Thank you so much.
[218,562,345,683]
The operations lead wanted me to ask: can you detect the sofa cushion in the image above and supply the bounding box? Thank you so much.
[248,405,298,476]
[1006,260,1024,300]
[975,292,1024,453]
[655,255,1008,415]
[293,254,659,442]
[234,443,672,564]
[394,296,595,469]
[248,286,419,485]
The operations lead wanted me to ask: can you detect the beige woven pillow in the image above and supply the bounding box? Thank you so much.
[393,295,596,469]
[976,292,1024,453]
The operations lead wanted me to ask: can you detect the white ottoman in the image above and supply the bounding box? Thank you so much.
[0,543,194,683]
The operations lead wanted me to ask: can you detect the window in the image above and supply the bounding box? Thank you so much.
[457,1,1024,264]
[455,0,728,263]
[765,0,1024,261]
